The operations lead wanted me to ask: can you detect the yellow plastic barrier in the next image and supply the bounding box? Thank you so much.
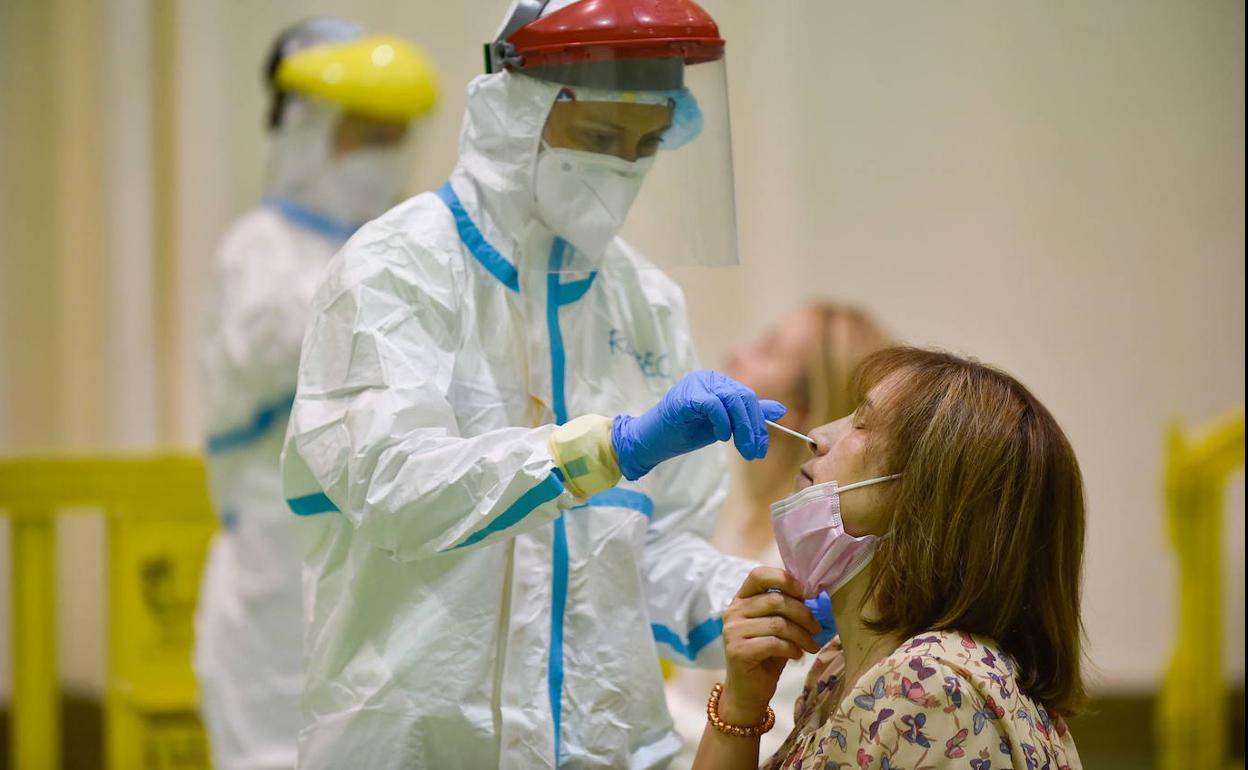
[1157,408,1244,770]
[1,456,217,770]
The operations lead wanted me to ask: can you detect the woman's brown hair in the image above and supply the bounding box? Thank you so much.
[855,347,1087,717]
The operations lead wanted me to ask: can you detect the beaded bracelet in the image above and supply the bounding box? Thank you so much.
[706,683,776,738]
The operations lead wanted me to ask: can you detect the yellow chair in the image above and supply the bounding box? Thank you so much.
[1156,409,1244,770]
[1,456,216,770]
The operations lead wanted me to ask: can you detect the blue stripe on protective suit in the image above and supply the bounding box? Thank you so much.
[265,196,357,241]
[546,237,571,766]
[572,488,654,519]
[289,471,567,535]
[553,273,596,305]
[652,616,725,661]
[205,392,297,455]
[287,492,340,516]
[550,514,570,765]
[546,238,573,423]
[451,471,567,550]
[543,237,599,766]
[435,182,520,292]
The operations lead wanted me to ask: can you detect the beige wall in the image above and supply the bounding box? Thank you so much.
[685,0,1246,692]
[1,0,1243,699]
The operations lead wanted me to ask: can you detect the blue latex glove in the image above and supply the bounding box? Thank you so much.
[612,370,786,481]
[804,591,837,646]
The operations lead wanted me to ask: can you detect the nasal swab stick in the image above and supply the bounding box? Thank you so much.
[765,420,816,447]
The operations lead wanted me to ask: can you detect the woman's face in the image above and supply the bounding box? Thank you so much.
[725,306,822,422]
[795,375,900,536]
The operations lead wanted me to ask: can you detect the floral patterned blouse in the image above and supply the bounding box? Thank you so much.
[760,630,1081,770]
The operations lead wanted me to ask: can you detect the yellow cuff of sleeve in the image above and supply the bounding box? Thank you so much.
[548,414,622,499]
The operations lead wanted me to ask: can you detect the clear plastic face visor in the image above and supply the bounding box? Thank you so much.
[532,56,738,273]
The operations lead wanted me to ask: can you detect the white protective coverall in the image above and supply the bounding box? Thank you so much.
[194,20,438,768]
[281,69,754,769]
[195,202,351,770]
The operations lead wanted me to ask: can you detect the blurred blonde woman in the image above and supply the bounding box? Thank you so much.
[667,302,891,766]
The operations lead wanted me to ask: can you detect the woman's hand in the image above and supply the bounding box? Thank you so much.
[718,567,823,724]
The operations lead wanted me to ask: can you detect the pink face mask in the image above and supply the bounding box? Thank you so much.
[770,474,902,599]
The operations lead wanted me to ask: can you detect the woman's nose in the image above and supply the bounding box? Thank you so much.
[808,424,834,456]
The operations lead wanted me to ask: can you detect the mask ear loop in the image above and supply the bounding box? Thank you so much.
[837,473,902,494]
[847,472,904,542]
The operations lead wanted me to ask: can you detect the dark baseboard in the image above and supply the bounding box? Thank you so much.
[1064,690,1245,770]
[0,694,103,770]
[0,690,1243,769]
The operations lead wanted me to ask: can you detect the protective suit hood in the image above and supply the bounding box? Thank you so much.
[446,71,563,267]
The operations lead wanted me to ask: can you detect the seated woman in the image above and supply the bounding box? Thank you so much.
[693,347,1086,770]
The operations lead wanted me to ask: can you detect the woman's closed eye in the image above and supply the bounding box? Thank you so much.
[853,399,875,430]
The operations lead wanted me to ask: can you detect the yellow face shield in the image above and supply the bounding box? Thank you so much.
[275,35,439,123]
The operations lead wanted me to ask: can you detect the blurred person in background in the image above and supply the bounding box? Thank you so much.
[193,17,438,770]
[718,303,891,562]
[667,302,891,765]
[694,347,1086,769]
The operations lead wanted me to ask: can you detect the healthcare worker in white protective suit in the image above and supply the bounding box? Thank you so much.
[282,1,800,767]
[194,17,438,770]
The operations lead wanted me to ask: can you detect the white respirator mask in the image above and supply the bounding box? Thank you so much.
[533,141,654,257]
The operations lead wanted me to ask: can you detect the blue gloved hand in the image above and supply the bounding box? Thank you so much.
[804,591,837,647]
[612,369,786,481]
